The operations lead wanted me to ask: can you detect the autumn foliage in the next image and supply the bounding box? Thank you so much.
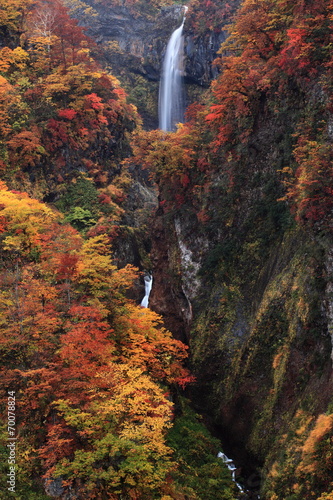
[0,181,194,498]
[2,0,333,497]
[0,2,204,498]
[0,0,138,195]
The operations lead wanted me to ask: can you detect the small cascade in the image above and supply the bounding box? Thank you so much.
[141,274,153,308]
[218,452,245,493]
[159,7,187,131]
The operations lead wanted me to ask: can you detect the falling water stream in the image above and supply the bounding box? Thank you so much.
[218,452,245,494]
[159,8,187,131]
[140,274,153,308]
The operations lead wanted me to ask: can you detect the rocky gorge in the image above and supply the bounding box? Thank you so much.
[0,0,332,498]
[68,1,333,498]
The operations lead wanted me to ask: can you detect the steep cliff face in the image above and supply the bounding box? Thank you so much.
[149,208,210,343]
[184,31,227,86]
[74,1,183,79]
[148,107,333,498]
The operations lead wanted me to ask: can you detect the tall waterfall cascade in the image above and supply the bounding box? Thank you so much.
[159,7,187,131]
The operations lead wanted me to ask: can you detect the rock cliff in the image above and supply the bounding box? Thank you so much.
[148,127,333,499]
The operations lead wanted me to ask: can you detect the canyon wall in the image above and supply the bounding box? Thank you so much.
[147,79,333,498]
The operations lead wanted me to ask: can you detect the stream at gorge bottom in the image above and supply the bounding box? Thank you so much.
[184,393,263,499]
[214,421,262,499]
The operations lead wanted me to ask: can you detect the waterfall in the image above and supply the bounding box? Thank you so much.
[141,274,153,308]
[159,8,187,131]
[218,452,245,493]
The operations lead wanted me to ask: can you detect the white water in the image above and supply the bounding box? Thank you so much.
[218,452,244,493]
[141,274,153,308]
[159,9,187,131]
